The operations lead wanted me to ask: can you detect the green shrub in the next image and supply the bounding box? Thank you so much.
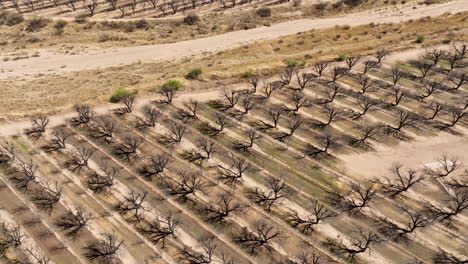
[186,68,202,79]
[110,88,132,102]
[416,34,425,43]
[256,7,272,17]
[54,20,67,30]
[0,11,24,26]
[162,79,183,90]
[25,17,49,32]
[286,60,298,68]
[135,19,149,29]
[337,53,348,61]
[184,13,200,25]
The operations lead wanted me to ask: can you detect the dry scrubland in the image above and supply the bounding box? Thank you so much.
[0,11,467,121]
[0,42,467,264]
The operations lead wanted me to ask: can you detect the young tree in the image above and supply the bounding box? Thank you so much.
[376,163,423,198]
[73,104,95,125]
[117,191,150,222]
[333,183,376,213]
[312,61,328,77]
[25,115,49,137]
[205,192,244,224]
[55,206,93,237]
[167,170,205,201]
[288,200,337,233]
[159,80,181,104]
[424,156,461,178]
[217,155,251,185]
[236,221,283,254]
[251,175,296,211]
[140,153,171,179]
[141,214,179,248]
[84,231,123,264]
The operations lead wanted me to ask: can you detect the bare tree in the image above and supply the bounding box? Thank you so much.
[390,86,408,106]
[447,72,467,91]
[44,129,71,152]
[296,72,313,90]
[334,183,376,213]
[167,170,205,201]
[106,0,118,10]
[445,107,466,128]
[73,104,95,125]
[376,163,423,198]
[323,85,342,104]
[354,96,378,119]
[426,100,444,120]
[93,115,117,140]
[13,159,38,191]
[433,248,468,264]
[423,48,445,66]
[140,153,171,179]
[0,223,26,255]
[82,0,98,16]
[55,206,93,237]
[25,115,49,137]
[446,52,462,71]
[66,0,78,11]
[121,95,135,114]
[330,67,349,83]
[240,95,256,114]
[205,192,244,224]
[117,191,150,222]
[67,147,94,173]
[330,229,380,262]
[264,105,284,129]
[358,76,376,95]
[192,138,217,161]
[114,134,143,162]
[285,91,310,114]
[236,221,283,254]
[165,122,186,143]
[251,175,295,211]
[280,65,296,85]
[183,99,202,119]
[391,68,404,87]
[453,43,467,59]
[312,61,328,77]
[294,250,327,264]
[87,164,117,193]
[179,237,217,264]
[262,81,279,98]
[288,200,337,233]
[362,60,379,75]
[410,60,433,79]
[32,182,62,213]
[235,129,260,152]
[426,190,468,226]
[351,122,381,148]
[384,111,417,137]
[379,208,430,241]
[24,247,51,264]
[136,106,161,128]
[159,85,179,104]
[246,74,260,93]
[424,156,461,178]
[217,155,251,185]
[375,49,389,64]
[209,112,228,136]
[221,88,240,109]
[141,214,179,247]
[322,106,341,126]
[84,231,123,264]
[305,133,339,157]
[345,56,362,71]
[146,0,158,9]
[419,79,440,100]
[0,141,16,164]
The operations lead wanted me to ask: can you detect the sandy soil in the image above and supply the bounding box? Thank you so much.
[1,0,467,79]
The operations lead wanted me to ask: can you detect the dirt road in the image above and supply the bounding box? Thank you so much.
[1,0,467,79]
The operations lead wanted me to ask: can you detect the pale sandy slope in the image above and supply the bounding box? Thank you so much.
[1,0,467,79]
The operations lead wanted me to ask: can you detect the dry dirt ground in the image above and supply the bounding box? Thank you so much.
[1,0,467,79]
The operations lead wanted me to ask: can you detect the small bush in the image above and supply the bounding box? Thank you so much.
[25,17,49,32]
[286,60,298,68]
[162,79,183,90]
[186,68,202,80]
[256,7,272,18]
[416,34,425,43]
[124,23,136,33]
[337,53,348,61]
[314,2,328,10]
[110,88,132,102]
[184,13,200,25]
[74,16,87,24]
[54,20,67,30]
[135,19,149,29]
[0,11,24,26]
